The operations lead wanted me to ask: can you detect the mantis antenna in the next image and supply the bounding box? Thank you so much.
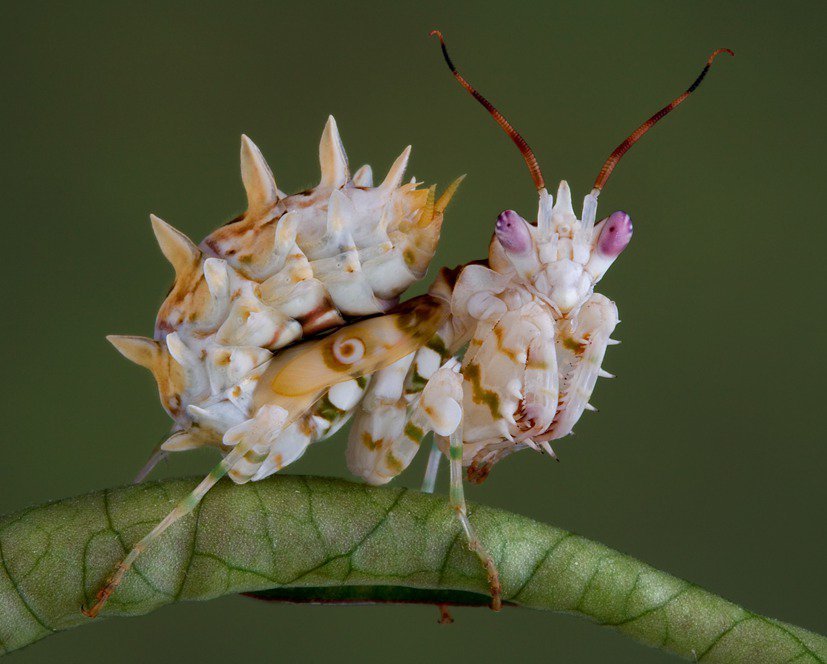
[430,29,546,193]
[592,48,734,193]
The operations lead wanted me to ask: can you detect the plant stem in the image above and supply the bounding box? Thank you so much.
[0,476,823,661]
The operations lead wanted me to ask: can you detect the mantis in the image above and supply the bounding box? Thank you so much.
[83,31,731,617]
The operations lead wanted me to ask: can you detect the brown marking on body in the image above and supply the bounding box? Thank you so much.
[467,456,493,484]
[203,210,284,277]
[385,452,404,474]
[392,295,447,336]
[425,334,449,359]
[405,421,425,442]
[562,336,586,354]
[245,448,269,465]
[155,318,175,335]
[299,302,344,336]
[155,260,210,334]
[362,432,380,450]
[464,362,501,419]
[119,338,189,419]
[266,326,284,349]
[321,336,358,373]
[300,418,315,436]
[493,325,519,363]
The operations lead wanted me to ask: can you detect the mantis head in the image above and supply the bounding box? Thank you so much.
[430,30,731,315]
[492,186,633,315]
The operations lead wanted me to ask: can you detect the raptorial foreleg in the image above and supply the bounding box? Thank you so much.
[516,312,559,442]
[540,293,619,442]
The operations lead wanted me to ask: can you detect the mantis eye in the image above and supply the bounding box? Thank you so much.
[597,211,633,257]
[495,210,532,255]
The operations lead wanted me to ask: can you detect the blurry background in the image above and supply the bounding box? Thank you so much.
[1,1,824,661]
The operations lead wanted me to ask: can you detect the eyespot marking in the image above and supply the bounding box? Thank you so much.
[331,336,366,365]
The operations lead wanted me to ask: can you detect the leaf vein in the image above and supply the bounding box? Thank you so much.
[606,582,692,626]
[286,487,408,584]
[575,552,616,611]
[0,536,52,633]
[103,488,171,598]
[174,497,204,601]
[696,615,753,661]
[756,616,826,664]
[509,532,573,601]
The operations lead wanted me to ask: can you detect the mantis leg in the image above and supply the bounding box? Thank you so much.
[362,359,501,610]
[420,440,441,494]
[539,293,619,443]
[516,312,559,442]
[84,404,290,618]
[346,354,419,485]
[82,441,250,618]
[444,422,502,611]
[133,443,168,484]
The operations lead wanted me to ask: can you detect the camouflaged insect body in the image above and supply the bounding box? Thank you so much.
[85,37,732,620]
[109,117,458,483]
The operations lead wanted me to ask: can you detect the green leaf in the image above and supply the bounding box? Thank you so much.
[0,476,824,661]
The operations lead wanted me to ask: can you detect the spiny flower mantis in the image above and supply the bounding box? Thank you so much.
[83,31,731,617]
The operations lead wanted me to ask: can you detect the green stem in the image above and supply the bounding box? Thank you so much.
[0,476,823,661]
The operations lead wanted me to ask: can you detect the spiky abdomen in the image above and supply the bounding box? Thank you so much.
[109,117,461,435]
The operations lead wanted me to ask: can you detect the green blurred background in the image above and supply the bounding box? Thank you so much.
[1,1,824,661]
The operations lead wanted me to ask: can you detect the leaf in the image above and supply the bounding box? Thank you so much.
[0,476,824,661]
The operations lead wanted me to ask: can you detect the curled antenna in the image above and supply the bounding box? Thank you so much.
[430,30,546,192]
[593,48,734,193]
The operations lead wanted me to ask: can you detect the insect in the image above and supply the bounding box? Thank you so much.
[83,32,731,617]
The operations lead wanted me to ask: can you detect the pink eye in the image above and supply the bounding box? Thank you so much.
[597,211,633,257]
[495,210,532,254]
